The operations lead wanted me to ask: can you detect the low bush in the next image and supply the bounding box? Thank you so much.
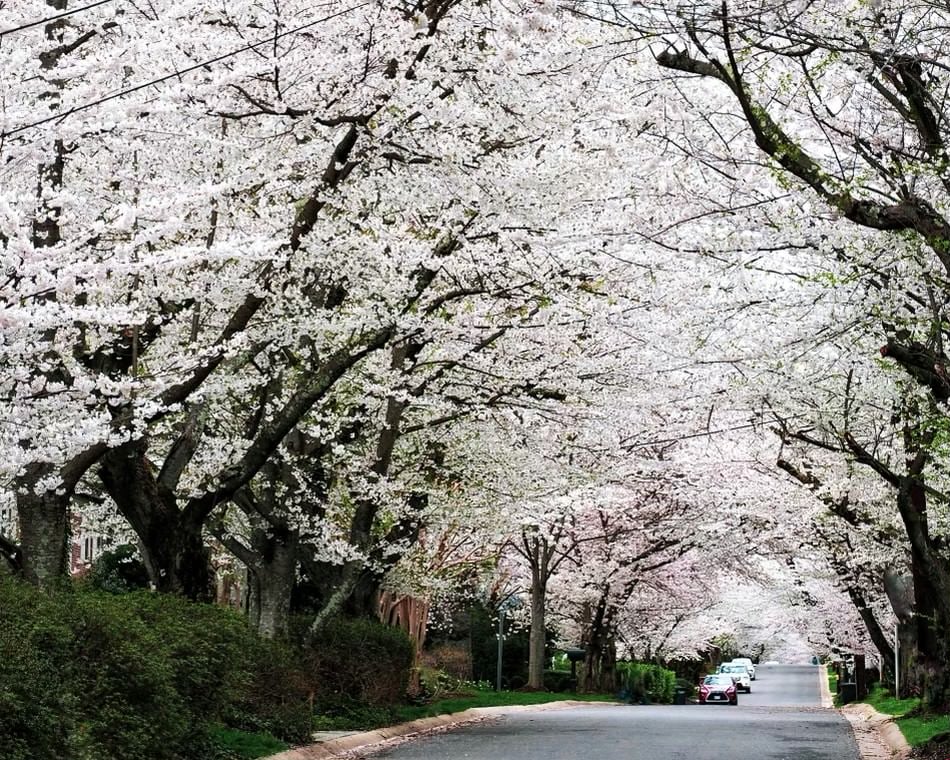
[543,669,577,693]
[304,617,415,708]
[225,637,313,743]
[85,543,151,593]
[616,662,677,704]
[0,578,312,759]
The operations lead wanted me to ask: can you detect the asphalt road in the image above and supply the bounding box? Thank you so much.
[370,665,860,760]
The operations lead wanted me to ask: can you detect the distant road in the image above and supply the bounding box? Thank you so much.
[371,665,860,760]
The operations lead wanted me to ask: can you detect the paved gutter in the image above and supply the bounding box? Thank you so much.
[265,700,621,760]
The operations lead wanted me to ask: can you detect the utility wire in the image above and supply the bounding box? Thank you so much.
[0,0,115,39]
[0,1,371,139]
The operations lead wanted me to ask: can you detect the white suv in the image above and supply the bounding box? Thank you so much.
[729,658,756,681]
[719,663,752,692]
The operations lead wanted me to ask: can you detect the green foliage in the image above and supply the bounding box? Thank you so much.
[305,616,415,707]
[466,602,531,687]
[222,635,313,744]
[0,578,312,759]
[861,683,920,717]
[0,583,78,760]
[896,715,950,747]
[858,685,950,747]
[85,543,151,593]
[311,701,399,731]
[207,727,289,759]
[616,662,677,704]
[542,669,577,692]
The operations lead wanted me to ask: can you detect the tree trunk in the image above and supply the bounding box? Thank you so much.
[252,527,298,639]
[527,572,547,690]
[899,477,950,708]
[845,584,896,683]
[345,567,384,619]
[580,591,618,693]
[16,463,71,587]
[897,617,923,698]
[99,440,212,600]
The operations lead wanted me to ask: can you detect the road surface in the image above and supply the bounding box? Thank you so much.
[370,665,859,760]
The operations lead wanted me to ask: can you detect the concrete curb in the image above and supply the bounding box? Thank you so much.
[265,700,619,760]
[819,664,834,708]
[841,702,911,760]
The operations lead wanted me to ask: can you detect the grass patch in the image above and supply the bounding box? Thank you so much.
[896,715,950,747]
[862,684,920,717]
[393,690,615,723]
[210,726,289,759]
[853,684,950,748]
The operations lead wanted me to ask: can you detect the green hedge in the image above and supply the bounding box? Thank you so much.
[616,662,677,704]
[0,579,310,759]
[303,616,415,711]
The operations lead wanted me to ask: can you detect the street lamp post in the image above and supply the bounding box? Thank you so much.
[496,605,506,692]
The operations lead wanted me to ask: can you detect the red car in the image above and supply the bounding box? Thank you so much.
[699,674,738,705]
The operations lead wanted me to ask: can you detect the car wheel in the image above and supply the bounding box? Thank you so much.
[730,699,738,705]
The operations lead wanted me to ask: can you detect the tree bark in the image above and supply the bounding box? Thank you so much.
[579,592,618,694]
[844,583,896,683]
[527,570,547,690]
[252,528,297,639]
[899,477,950,708]
[16,463,71,587]
[99,439,212,600]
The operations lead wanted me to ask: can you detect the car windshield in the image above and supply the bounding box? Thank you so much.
[704,676,731,685]
[723,666,744,673]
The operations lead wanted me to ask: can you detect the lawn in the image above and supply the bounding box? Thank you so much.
[897,714,950,747]
[862,684,921,717]
[209,727,289,759]
[857,685,950,748]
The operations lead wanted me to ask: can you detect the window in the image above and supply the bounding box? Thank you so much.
[80,534,102,562]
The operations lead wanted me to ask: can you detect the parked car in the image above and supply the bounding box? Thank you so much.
[730,657,756,680]
[719,664,751,692]
[699,674,738,705]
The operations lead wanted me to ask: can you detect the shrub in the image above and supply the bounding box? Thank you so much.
[0,578,311,759]
[543,670,576,692]
[616,662,677,704]
[0,582,79,760]
[305,617,415,708]
[86,544,151,593]
[225,637,313,743]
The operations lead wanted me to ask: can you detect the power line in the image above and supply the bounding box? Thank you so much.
[0,0,115,39]
[0,1,371,139]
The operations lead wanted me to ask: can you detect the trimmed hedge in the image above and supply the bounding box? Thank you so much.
[0,579,311,759]
[616,661,677,704]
